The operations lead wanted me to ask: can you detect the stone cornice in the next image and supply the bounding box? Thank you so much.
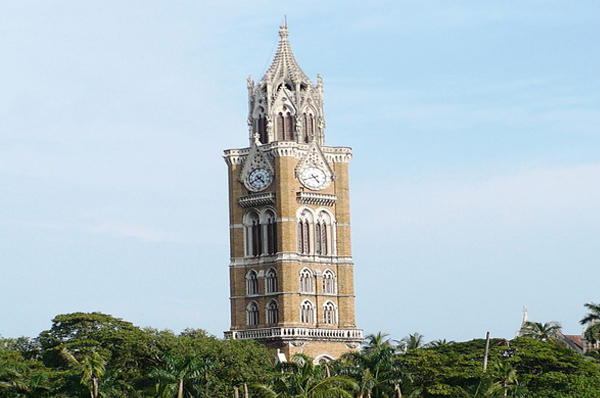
[297,191,337,206]
[224,142,353,165]
[238,192,276,208]
[229,253,354,268]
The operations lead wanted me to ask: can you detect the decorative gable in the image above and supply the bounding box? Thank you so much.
[239,138,275,186]
[295,141,335,183]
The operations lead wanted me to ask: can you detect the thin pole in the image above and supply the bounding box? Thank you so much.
[483,331,490,372]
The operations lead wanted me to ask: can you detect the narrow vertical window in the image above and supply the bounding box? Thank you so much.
[252,219,262,256]
[300,269,314,293]
[321,223,328,255]
[323,301,337,324]
[265,212,277,255]
[323,270,336,294]
[284,112,293,140]
[247,302,259,326]
[266,300,278,324]
[245,211,260,257]
[303,113,308,142]
[297,222,303,253]
[308,114,314,137]
[303,220,310,254]
[277,112,284,141]
[266,268,278,293]
[300,300,315,324]
[246,270,258,295]
[315,223,322,254]
[258,116,267,143]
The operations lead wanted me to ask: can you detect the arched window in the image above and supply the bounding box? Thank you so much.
[277,107,294,141]
[266,300,278,325]
[244,211,261,256]
[297,209,313,255]
[277,112,284,141]
[322,270,336,294]
[315,223,322,255]
[246,270,258,295]
[252,217,262,257]
[302,112,314,143]
[323,301,337,324]
[245,212,262,257]
[265,210,277,255]
[258,116,267,143]
[300,300,315,324]
[246,301,259,326]
[255,106,267,144]
[284,112,293,140]
[316,211,334,256]
[265,268,278,293]
[300,268,314,293]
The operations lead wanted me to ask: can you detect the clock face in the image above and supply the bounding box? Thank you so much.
[299,167,328,190]
[247,168,272,191]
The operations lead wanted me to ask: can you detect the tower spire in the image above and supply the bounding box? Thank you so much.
[261,24,310,85]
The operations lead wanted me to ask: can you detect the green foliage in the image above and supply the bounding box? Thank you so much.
[518,321,562,342]
[252,354,357,398]
[4,312,600,398]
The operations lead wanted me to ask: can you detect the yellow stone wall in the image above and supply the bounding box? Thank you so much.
[225,145,359,359]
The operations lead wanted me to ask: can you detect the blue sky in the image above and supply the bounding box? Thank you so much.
[1,1,599,342]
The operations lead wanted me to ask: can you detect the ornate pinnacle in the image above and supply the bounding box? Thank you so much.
[279,24,289,39]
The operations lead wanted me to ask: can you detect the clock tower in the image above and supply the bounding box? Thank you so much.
[223,25,362,361]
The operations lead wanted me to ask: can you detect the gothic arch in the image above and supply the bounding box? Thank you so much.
[314,354,335,364]
[297,207,315,255]
[299,268,314,293]
[266,299,279,325]
[245,270,259,296]
[322,269,337,294]
[252,106,267,144]
[243,211,262,257]
[265,267,278,293]
[246,301,259,326]
[315,208,336,255]
[261,208,278,255]
[301,106,317,143]
[322,300,338,325]
[300,299,315,324]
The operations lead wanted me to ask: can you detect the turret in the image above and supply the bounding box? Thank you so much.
[247,24,326,147]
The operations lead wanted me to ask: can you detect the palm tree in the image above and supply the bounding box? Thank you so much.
[519,321,562,342]
[490,362,518,397]
[399,333,425,353]
[580,302,600,345]
[338,333,419,398]
[426,339,455,348]
[253,354,357,398]
[150,354,212,398]
[61,348,106,398]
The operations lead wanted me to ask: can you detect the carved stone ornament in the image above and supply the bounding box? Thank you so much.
[346,342,360,349]
[295,141,334,191]
[290,341,306,347]
[239,140,275,192]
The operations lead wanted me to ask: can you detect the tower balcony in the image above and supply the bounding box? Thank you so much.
[224,326,363,343]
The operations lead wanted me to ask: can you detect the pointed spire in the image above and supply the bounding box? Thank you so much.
[261,24,311,85]
[517,306,529,337]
